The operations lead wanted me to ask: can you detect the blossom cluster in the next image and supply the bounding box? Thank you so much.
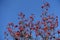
[4,1,60,40]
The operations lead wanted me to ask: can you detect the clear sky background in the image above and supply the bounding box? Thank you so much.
[0,0,60,40]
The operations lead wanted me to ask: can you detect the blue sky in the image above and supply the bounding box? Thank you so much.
[0,0,60,40]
